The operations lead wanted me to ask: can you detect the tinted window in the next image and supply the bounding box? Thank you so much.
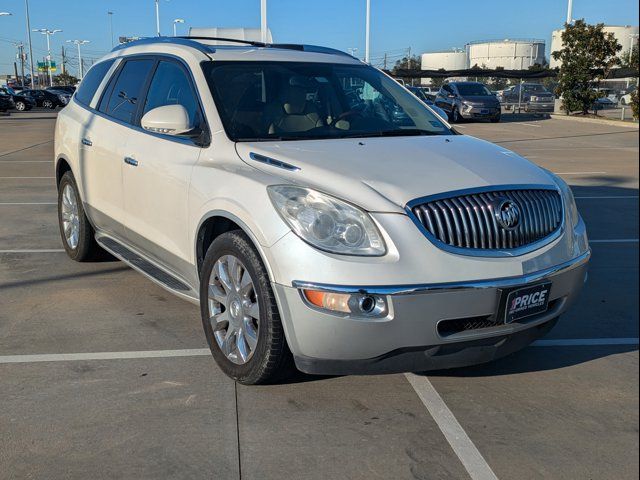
[75,60,115,106]
[455,83,493,96]
[101,59,154,125]
[143,60,201,129]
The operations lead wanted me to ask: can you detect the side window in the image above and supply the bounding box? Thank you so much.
[142,60,201,130]
[99,59,154,125]
[75,59,115,106]
[442,85,452,94]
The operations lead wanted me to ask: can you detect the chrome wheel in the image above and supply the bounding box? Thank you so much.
[15,102,25,111]
[208,254,260,365]
[60,184,80,249]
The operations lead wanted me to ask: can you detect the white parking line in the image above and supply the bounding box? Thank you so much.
[405,374,499,480]
[518,123,541,128]
[575,196,638,199]
[553,171,607,175]
[0,349,211,364]
[0,249,65,253]
[0,202,56,205]
[589,239,639,244]
[532,338,638,346]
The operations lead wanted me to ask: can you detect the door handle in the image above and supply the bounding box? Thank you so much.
[124,156,138,167]
[81,138,92,147]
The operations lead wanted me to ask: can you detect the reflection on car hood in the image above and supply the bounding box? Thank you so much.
[236,135,555,213]
[460,96,500,106]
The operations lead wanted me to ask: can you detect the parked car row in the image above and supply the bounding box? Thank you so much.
[0,85,73,111]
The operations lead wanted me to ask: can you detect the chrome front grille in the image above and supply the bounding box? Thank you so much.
[409,188,563,252]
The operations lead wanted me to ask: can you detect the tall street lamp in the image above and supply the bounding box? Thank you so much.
[108,11,114,47]
[365,0,371,63]
[67,40,90,79]
[260,0,267,44]
[33,28,62,87]
[24,0,36,88]
[154,0,161,36]
[173,18,185,36]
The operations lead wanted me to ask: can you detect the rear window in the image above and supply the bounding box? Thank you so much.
[75,59,116,106]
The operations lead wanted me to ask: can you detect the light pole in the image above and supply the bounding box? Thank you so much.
[33,28,62,87]
[67,40,89,79]
[566,0,573,25]
[25,0,36,88]
[260,0,267,44]
[173,18,185,36]
[365,0,371,63]
[154,0,161,36]
[108,11,114,47]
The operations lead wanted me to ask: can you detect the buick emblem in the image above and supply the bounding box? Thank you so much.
[493,198,520,230]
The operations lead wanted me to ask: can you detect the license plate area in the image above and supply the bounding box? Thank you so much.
[498,282,552,324]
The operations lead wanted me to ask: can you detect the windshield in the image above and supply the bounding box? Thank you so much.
[455,83,493,96]
[203,61,452,141]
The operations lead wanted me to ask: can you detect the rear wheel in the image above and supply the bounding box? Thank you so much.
[490,112,501,123]
[15,101,26,111]
[57,171,102,261]
[199,230,292,385]
[43,99,55,109]
[451,107,461,123]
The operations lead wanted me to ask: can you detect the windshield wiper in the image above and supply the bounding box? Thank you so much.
[338,129,441,139]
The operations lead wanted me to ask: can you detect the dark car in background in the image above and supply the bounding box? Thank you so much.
[17,89,71,109]
[0,92,14,112]
[46,85,76,95]
[0,86,36,111]
[500,83,555,114]
[407,86,448,119]
[434,81,501,123]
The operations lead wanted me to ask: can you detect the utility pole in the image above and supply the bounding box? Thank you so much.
[14,43,26,87]
[61,45,66,75]
[383,52,387,70]
[365,0,371,63]
[260,0,267,44]
[24,0,36,88]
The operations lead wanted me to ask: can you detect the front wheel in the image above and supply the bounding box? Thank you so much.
[15,101,26,111]
[490,113,501,123]
[199,230,292,385]
[57,171,102,261]
[43,99,55,109]
[450,107,461,123]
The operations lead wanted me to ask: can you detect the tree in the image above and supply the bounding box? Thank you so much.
[620,38,639,73]
[551,20,622,115]
[54,71,79,86]
[391,54,421,74]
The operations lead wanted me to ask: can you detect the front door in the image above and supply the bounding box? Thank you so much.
[122,58,205,280]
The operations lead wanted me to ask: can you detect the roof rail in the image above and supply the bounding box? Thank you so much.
[110,36,216,54]
[111,36,356,59]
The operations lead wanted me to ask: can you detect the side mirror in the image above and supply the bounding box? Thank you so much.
[141,104,193,136]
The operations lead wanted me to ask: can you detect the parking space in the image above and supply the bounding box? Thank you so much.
[1,110,638,479]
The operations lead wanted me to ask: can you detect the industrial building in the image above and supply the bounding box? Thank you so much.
[420,49,468,71]
[549,24,639,68]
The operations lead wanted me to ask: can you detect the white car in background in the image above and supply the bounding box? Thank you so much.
[54,37,590,384]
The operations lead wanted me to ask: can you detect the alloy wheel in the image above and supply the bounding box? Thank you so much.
[60,184,80,249]
[15,102,25,111]
[208,254,260,365]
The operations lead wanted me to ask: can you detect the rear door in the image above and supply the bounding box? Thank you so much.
[80,57,155,238]
[121,57,205,279]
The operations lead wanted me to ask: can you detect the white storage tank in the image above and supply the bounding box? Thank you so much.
[467,39,546,69]
[550,25,639,68]
[421,49,468,71]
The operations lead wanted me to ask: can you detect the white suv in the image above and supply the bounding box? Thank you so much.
[55,37,590,384]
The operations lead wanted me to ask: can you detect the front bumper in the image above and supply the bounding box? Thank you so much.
[273,250,590,375]
[526,102,555,113]
[460,105,501,118]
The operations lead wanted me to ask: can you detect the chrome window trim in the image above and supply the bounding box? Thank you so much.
[405,184,565,258]
[291,249,590,296]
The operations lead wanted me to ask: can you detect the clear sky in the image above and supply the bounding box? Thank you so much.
[1,0,638,77]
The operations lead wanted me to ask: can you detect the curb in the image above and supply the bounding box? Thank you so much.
[550,113,639,128]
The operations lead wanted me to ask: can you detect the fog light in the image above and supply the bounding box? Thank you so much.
[301,289,387,317]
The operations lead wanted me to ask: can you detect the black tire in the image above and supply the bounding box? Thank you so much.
[57,171,102,261]
[199,230,292,385]
[490,113,501,123]
[43,99,55,109]
[15,101,26,111]
[451,107,461,123]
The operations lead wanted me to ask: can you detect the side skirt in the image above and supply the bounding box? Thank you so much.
[96,233,199,305]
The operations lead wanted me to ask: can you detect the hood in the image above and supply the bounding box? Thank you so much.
[235,135,556,213]
[460,95,500,106]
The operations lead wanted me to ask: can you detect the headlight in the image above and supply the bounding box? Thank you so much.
[549,172,579,227]
[267,185,386,256]
[530,95,539,102]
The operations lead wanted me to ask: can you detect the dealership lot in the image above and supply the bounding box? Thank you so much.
[0,110,638,479]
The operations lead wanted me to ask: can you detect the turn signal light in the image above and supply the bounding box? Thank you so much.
[301,289,387,317]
